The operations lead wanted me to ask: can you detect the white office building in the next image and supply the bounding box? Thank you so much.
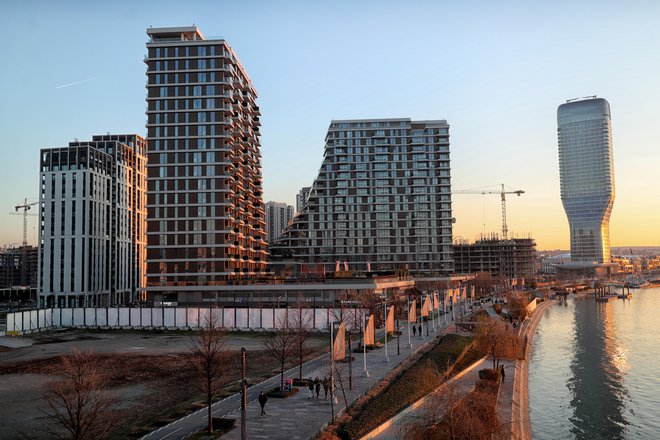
[38,135,147,308]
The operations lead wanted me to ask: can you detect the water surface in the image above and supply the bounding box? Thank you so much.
[529,288,660,439]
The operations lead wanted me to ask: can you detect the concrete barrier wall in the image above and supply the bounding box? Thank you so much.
[6,307,365,334]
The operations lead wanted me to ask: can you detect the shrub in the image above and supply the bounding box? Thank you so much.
[267,386,299,398]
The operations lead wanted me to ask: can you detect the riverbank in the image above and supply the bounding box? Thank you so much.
[501,299,555,440]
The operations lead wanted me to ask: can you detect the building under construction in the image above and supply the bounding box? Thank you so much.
[453,235,537,279]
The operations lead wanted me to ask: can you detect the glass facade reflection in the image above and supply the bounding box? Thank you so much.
[557,98,615,263]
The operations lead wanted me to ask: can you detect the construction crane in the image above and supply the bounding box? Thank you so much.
[452,184,524,240]
[13,198,38,246]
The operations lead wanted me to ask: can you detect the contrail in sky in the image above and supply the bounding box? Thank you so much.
[55,77,98,89]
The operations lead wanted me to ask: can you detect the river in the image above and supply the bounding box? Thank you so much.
[528,287,660,440]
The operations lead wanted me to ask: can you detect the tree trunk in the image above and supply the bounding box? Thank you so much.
[281,360,285,389]
[208,392,213,434]
[299,347,303,381]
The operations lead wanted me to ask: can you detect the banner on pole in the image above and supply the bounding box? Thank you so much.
[386,305,395,334]
[433,291,440,310]
[421,295,431,317]
[364,315,375,346]
[333,321,346,361]
[408,299,417,323]
[471,285,475,299]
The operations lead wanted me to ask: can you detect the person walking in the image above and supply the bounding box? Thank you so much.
[500,364,506,381]
[308,378,315,398]
[258,391,268,417]
[315,377,321,398]
[418,324,422,336]
[323,377,329,399]
[412,325,417,337]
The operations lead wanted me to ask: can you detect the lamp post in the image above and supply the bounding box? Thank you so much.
[241,347,247,440]
[383,300,389,363]
[363,313,369,377]
[396,300,400,356]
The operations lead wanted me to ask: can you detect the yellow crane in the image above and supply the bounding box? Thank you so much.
[452,184,524,240]
[13,198,39,246]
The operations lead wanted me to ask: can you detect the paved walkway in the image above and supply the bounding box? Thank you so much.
[221,318,449,440]
[497,299,555,440]
[143,313,456,440]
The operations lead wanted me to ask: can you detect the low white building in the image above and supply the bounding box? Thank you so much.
[540,254,571,274]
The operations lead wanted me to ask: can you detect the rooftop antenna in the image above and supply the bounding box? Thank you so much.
[566,97,581,103]
[582,95,597,99]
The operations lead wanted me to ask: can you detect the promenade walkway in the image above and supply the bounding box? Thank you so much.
[496,299,555,440]
[143,313,456,440]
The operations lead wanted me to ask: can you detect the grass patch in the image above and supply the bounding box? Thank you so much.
[337,335,482,440]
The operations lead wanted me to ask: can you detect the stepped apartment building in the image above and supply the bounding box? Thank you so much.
[270,118,454,276]
[145,26,268,304]
[37,135,147,307]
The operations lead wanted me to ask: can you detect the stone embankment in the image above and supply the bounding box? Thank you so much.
[505,299,555,440]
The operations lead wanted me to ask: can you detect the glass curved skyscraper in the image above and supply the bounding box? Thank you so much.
[557,97,615,263]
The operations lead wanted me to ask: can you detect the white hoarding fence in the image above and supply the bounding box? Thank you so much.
[5,307,366,335]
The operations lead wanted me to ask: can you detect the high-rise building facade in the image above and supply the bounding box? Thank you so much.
[270,118,453,275]
[145,27,268,303]
[265,201,293,244]
[296,186,310,213]
[557,97,615,263]
[37,134,146,307]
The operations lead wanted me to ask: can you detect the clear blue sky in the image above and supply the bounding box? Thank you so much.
[1,0,659,249]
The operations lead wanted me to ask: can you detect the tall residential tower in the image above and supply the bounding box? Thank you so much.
[270,118,453,275]
[265,201,294,245]
[38,135,146,307]
[557,97,615,264]
[145,27,268,304]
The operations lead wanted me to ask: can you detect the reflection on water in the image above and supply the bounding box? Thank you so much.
[530,289,660,440]
[568,299,628,439]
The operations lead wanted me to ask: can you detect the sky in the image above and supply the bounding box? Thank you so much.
[1,0,659,250]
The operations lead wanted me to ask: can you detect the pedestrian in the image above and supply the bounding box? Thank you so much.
[308,378,315,398]
[258,391,268,417]
[323,377,329,399]
[500,364,505,381]
[412,325,417,336]
[315,377,321,398]
[418,324,422,336]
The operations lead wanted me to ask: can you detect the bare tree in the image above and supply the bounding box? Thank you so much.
[189,314,228,435]
[292,296,313,381]
[506,293,530,322]
[332,363,349,409]
[398,375,503,440]
[43,349,118,440]
[262,314,298,389]
[475,317,521,369]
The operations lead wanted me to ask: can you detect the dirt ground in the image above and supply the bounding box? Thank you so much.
[0,329,329,439]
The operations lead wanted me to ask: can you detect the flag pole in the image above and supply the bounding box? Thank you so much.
[407,296,412,349]
[383,300,389,363]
